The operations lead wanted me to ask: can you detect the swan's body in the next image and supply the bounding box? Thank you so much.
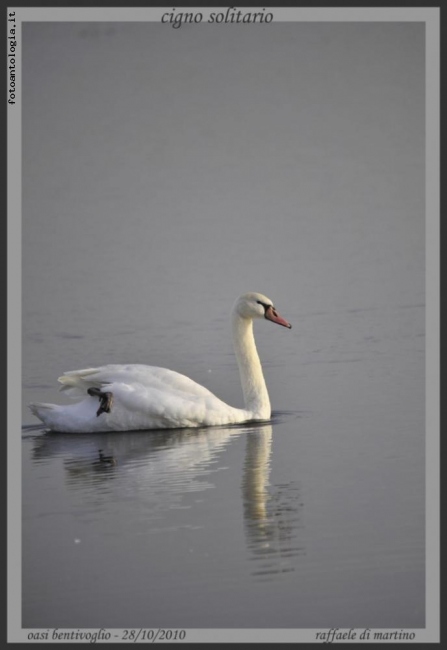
[29,293,291,433]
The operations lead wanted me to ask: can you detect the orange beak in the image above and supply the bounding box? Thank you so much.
[265,305,292,329]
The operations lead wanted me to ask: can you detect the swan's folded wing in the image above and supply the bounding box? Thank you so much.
[58,364,215,399]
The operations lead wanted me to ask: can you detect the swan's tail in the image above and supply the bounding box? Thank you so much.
[29,400,96,432]
[29,369,104,430]
[29,402,58,423]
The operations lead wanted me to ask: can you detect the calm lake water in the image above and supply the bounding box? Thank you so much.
[20,22,425,630]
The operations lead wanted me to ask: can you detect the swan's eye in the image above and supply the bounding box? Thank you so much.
[256,300,273,314]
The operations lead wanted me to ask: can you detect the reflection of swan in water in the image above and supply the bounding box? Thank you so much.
[29,415,304,576]
[242,425,272,521]
[242,425,305,580]
[31,425,249,496]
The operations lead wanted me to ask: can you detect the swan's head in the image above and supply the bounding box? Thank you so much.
[233,292,292,329]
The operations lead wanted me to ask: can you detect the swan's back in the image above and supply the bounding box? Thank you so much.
[58,364,217,399]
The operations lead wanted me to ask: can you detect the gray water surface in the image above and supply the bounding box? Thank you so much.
[21,22,425,629]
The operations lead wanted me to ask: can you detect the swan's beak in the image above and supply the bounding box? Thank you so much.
[265,305,292,329]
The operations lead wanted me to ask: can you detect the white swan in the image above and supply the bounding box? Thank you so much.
[29,292,291,433]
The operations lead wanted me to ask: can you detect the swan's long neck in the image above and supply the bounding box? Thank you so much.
[232,314,271,420]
